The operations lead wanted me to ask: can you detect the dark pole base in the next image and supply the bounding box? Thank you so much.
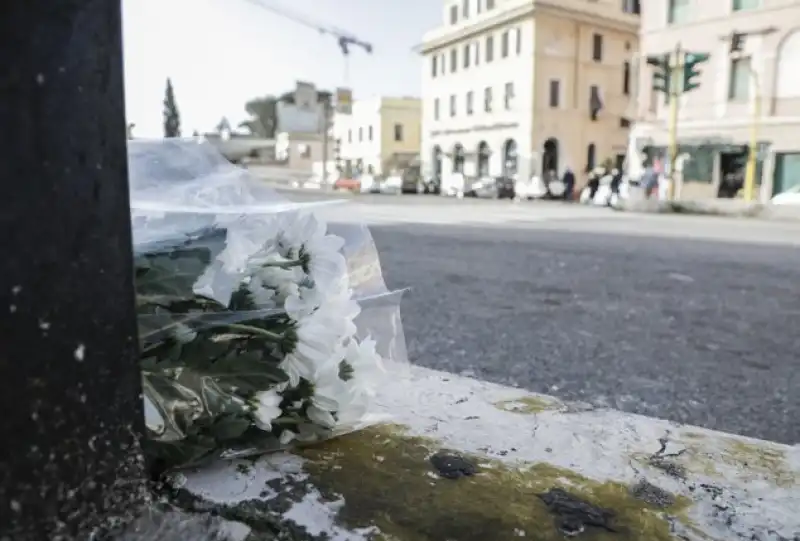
[0,1,148,539]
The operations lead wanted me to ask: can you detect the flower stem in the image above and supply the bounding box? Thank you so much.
[221,322,284,341]
[261,259,302,269]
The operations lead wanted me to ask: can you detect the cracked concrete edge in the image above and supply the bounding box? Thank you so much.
[171,364,799,540]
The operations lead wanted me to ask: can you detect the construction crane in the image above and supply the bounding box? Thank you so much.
[242,0,373,84]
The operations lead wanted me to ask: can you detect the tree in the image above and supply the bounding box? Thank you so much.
[239,96,279,139]
[163,78,181,138]
[215,117,232,135]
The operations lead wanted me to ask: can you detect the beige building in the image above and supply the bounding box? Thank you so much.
[633,0,800,199]
[275,132,334,175]
[419,0,640,183]
[333,97,422,176]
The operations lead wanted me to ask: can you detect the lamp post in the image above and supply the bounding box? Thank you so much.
[0,1,147,539]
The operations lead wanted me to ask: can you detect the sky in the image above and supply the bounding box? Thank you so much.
[122,0,442,137]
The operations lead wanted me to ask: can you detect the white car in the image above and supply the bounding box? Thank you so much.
[441,173,466,198]
[771,185,800,205]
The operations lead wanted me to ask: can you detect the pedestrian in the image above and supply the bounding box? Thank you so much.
[562,167,575,201]
[641,164,658,199]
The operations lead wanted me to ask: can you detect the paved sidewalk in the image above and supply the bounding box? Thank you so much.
[616,197,800,221]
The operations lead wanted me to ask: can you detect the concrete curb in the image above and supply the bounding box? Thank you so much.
[175,364,799,540]
[614,199,800,222]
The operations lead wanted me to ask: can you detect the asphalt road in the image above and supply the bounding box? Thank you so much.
[280,188,800,444]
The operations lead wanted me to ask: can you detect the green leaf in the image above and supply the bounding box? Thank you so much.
[209,414,253,441]
[339,360,355,382]
[135,247,212,299]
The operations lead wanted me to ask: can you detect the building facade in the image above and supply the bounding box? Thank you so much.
[333,97,422,176]
[419,0,640,184]
[633,0,800,199]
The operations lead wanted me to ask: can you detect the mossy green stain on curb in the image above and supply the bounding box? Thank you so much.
[298,425,690,541]
[680,433,796,488]
[494,396,563,414]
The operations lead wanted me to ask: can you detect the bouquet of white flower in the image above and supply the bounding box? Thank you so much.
[129,140,406,472]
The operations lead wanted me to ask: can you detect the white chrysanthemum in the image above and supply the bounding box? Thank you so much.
[279,309,346,387]
[250,389,283,431]
[303,336,385,431]
[276,212,348,294]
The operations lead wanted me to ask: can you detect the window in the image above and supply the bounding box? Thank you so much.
[358,127,363,141]
[504,82,515,109]
[501,31,509,58]
[347,129,352,143]
[622,0,641,14]
[667,0,690,24]
[586,143,596,172]
[431,56,438,77]
[477,0,483,13]
[486,0,495,9]
[486,35,494,62]
[590,85,603,120]
[733,0,760,11]
[466,91,474,115]
[728,57,752,101]
[450,49,458,73]
[549,79,560,107]
[299,144,311,159]
[394,123,403,142]
[440,53,446,74]
[592,34,603,62]
[434,98,440,120]
[623,61,631,95]
[450,4,458,24]
[474,41,481,66]
[484,87,493,112]
[368,126,373,141]
[516,28,522,54]
[462,0,470,18]
[464,43,471,68]
[450,94,457,117]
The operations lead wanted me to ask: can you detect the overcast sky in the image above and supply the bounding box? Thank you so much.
[122,0,441,137]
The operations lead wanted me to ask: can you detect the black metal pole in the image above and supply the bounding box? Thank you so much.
[0,2,147,540]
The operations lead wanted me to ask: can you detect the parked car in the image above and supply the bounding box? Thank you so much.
[441,172,467,197]
[400,166,423,194]
[382,174,403,194]
[495,176,515,199]
[772,184,800,205]
[424,175,441,194]
[334,177,360,192]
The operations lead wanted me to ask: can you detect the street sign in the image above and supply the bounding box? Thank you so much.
[336,87,353,114]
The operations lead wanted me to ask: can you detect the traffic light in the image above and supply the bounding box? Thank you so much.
[646,54,671,95]
[730,32,746,53]
[682,51,710,93]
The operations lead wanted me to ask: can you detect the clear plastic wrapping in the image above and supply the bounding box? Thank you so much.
[129,139,407,470]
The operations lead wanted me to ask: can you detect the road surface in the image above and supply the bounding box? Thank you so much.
[280,188,800,444]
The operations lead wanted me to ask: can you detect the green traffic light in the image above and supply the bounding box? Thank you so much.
[647,54,671,95]
[682,51,711,93]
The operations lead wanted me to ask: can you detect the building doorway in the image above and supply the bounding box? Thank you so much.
[477,141,490,177]
[718,149,746,198]
[452,143,465,173]
[432,145,443,178]
[542,137,559,177]
[503,139,518,176]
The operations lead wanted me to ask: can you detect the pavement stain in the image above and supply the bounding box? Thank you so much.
[494,396,564,414]
[677,432,796,488]
[298,424,691,541]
